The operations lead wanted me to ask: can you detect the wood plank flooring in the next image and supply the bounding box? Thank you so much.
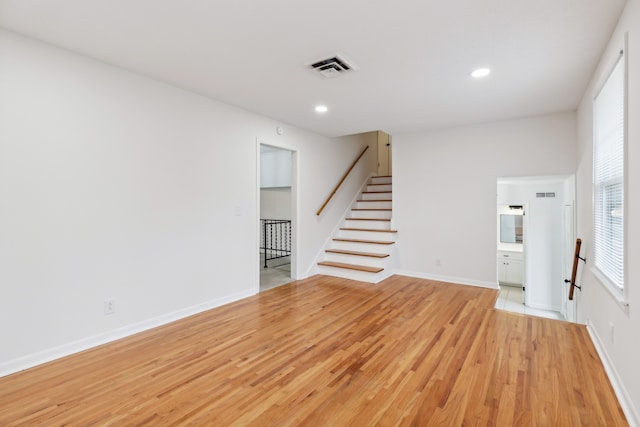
[0,275,627,426]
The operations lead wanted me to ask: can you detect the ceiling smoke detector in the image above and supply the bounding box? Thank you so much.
[308,54,358,78]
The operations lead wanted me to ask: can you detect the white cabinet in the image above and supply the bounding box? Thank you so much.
[498,251,523,285]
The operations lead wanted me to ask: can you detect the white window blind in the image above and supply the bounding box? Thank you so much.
[593,50,625,290]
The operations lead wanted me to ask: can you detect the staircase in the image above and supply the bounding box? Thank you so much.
[317,176,396,283]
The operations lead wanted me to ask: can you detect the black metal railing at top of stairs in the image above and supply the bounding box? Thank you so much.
[260,219,291,268]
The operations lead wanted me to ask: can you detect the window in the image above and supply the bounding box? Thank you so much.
[593,47,626,292]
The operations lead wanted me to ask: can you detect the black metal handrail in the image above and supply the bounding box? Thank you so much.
[260,219,291,268]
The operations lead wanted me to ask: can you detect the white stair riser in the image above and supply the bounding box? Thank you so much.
[331,241,392,253]
[366,184,392,192]
[360,192,392,200]
[317,266,391,284]
[338,229,396,241]
[318,176,395,283]
[344,219,391,230]
[349,210,392,219]
[356,200,392,210]
[370,177,392,185]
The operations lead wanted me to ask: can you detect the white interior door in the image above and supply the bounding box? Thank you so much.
[562,203,576,322]
[377,131,392,176]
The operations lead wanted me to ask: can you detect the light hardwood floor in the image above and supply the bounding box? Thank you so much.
[0,275,627,426]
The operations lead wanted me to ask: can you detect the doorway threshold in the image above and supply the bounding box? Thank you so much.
[260,263,292,292]
[495,285,564,321]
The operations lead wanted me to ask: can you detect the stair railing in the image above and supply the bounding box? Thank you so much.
[260,219,292,268]
[316,145,369,216]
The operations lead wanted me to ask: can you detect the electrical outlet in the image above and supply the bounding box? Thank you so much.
[435,258,442,267]
[104,299,115,315]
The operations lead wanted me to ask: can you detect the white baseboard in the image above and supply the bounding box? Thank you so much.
[0,289,256,378]
[525,301,562,313]
[587,320,640,427]
[395,270,499,290]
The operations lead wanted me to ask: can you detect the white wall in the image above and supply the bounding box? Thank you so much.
[575,0,640,423]
[260,146,292,220]
[393,113,576,287]
[0,29,376,375]
[260,148,291,188]
[260,188,291,220]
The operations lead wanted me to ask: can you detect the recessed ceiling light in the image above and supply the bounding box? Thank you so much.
[471,68,491,78]
[315,105,328,113]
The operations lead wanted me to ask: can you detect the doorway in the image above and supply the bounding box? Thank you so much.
[495,176,575,321]
[377,131,392,176]
[258,142,297,291]
[496,203,528,314]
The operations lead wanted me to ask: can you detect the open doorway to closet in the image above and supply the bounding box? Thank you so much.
[259,143,296,291]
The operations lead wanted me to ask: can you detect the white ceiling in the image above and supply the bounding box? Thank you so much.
[0,0,627,137]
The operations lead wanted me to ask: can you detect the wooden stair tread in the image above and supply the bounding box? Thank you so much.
[326,249,389,258]
[318,261,383,273]
[319,174,394,279]
[345,218,391,221]
[340,227,398,233]
[333,238,395,245]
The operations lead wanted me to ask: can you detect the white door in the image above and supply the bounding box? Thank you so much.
[377,131,392,176]
[562,204,576,322]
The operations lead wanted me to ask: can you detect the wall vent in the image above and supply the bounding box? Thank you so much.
[309,54,358,78]
[536,192,556,198]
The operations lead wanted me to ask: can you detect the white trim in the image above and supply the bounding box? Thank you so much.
[587,320,639,427]
[524,300,562,313]
[256,141,262,292]
[622,31,629,306]
[395,270,499,290]
[0,289,255,379]
[591,33,628,305]
[592,35,625,101]
[591,266,629,313]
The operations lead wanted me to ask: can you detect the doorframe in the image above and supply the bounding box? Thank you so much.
[255,138,299,293]
[562,202,577,322]
[522,202,530,306]
[497,174,576,316]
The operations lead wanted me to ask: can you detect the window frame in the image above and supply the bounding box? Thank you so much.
[591,36,628,308]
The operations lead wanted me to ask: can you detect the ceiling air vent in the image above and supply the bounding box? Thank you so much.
[309,54,358,78]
